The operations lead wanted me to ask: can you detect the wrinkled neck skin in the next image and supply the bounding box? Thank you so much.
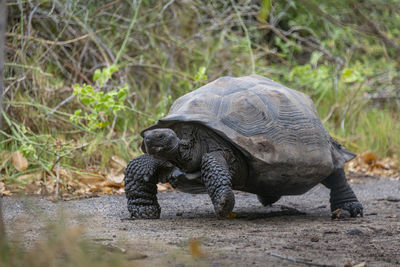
[171,123,242,174]
[149,123,248,189]
[142,125,201,172]
[171,124,203,172]
[144,123,247,188]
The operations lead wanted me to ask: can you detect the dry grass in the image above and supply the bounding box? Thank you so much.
[1,0,399,189]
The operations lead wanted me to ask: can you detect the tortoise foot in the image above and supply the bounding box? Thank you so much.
[331,201,363,219]
[214,189,235,218]
[257,195,281,206]
[124,155,162,219]
[127,201,161,219]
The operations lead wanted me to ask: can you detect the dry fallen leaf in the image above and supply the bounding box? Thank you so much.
[372,162,386,169]
[157,183,175,192]
[11,151,28,172]
[0,152,11,171]
[332,208,342,218]
[188,238,204,258]
[16,171,43,183]
[104,156,127,190]
[106,174,124,185]
[110,155,127,170]
[353,261,367,267]
[361,152,377,164]
[346,153,400,180]
[226,212,237,219]
[100,186,113,194]
[0,182,11,196]
[157,183,169,192]
[77,172,106,184]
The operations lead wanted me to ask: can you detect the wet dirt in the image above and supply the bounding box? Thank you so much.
[2,177,400,266]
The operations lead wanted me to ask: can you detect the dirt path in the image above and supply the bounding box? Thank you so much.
[3,177,400,266]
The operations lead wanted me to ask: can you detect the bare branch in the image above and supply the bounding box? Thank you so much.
[351,4,400,52]
[298,0,400,53]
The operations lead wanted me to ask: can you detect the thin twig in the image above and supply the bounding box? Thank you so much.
[94,0,123,15]
[55,154,61,200]
[6,32,93,46]
[46,94,75,120]
[107,115,117,140]
[4,75,26,96]
[4,63,52,76]
[160,0,175,15]
[114,0,142,65]
[63,61,93,85]
[322,103,340,124]
[230,0,255,74]
[351,3,400,52]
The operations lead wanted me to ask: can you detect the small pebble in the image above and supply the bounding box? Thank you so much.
[310,236,319,242]
[347,229,362,235]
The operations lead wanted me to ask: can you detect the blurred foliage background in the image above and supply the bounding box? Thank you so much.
[1,0,399,192]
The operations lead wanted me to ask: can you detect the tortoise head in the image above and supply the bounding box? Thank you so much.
[142,128,180,159]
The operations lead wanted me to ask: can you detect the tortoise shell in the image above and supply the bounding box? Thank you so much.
[144,75,353,195]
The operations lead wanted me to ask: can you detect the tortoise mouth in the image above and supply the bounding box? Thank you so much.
[147,141,178,154]
[145,141,179,159]
[143,128,180,157]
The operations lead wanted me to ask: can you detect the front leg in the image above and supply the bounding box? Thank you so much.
[124,154,172,219]
[201,152,235,218]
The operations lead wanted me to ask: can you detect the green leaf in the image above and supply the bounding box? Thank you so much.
[341,68,359,83]
[108,91,118,97]
[93,69,102,82]
[310,52,323,66]
[257,0,271,23]
[104,68,111,78]
[88,113,97,121]
[109,64,119,74]
[117,90,126,100]
[81,97,93,105]
[72,84,81,95]
[194,66,208,82]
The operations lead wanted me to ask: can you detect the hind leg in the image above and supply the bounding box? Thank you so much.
[257,195,280,206]
[322,168,363,218]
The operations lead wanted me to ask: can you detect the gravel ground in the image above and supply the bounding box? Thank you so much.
[3,177,400,266]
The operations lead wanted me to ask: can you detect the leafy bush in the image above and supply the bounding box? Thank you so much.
[1,0,399,186]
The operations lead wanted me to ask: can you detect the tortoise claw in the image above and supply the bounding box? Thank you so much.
[331,201,363,219]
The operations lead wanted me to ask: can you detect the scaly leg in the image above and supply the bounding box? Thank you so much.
[124,154,172,219]
[322,168,363,218]
[201,152,235,218]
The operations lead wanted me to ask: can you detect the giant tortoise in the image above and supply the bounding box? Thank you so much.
[124,75,363,219]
